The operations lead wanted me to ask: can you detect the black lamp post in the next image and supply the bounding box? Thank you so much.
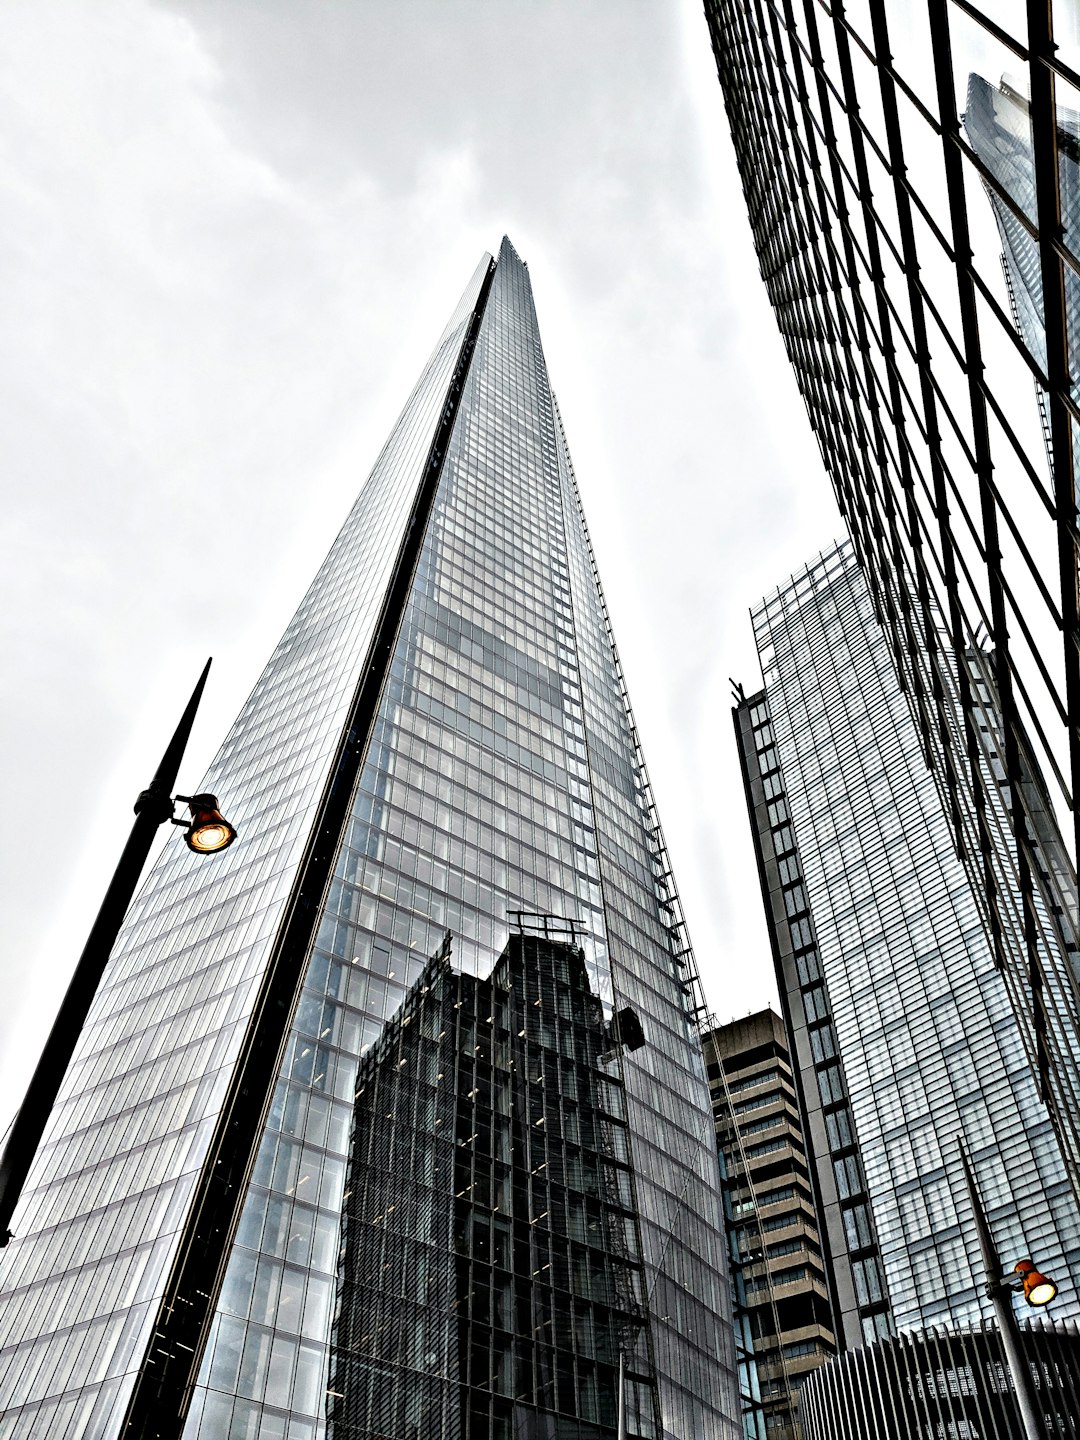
[958,1140,1060,1440]
[0,659,236,1246]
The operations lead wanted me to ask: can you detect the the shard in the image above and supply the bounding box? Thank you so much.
[0,238,737,1440]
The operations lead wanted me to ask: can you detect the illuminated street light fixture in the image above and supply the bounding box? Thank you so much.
[176,793,237,854]
[1012,1259,1058,1309]
[0,659,235,1246]
[958,1141,1059,1440]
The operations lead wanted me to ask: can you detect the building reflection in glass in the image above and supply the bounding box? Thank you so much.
[330,924,654,1440]
[964,70,1080,489]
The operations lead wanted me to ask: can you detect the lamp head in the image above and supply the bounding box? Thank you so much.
[183,793,237,854]
[1014,1259,1057,1307]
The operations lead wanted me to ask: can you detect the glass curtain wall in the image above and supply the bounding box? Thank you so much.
[748,541,1080,1331]
[328,930,655,1440]
[185,238,735,1440]
[0,255,492,1440]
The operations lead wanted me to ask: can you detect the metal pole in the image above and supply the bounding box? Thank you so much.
[958,1142,1045,1440]
[0,659,212,1245]
[617,1350,626,1440]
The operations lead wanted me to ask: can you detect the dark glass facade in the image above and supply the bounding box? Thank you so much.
[331,926,654,1440]
[734,543,1080,1339]
[715,1146,766,1440]
[705,0,1080,1210]
[0,240,737,1438]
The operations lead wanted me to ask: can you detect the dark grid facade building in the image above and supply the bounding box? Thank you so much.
[734,544,1080,1343]
[0,240,738,1439]
[331,928,656,1440]
[716,1148,767,1440]
[702,1010,836,1439]
[705,0,1080,1211]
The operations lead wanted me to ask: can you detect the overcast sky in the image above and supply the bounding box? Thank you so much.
[0,0,844,1123]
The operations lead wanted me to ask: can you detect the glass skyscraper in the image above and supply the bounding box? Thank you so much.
[0,239,737,1439]
[705,0,1080,1213]
[734,542,1080,1344]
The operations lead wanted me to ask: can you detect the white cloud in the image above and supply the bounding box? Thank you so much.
[0,0,839,1119]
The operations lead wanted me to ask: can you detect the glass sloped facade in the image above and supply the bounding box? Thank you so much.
[705,0,1080,1215]
[737,542,1080,1336]
[0,238,737,1440]
[0,251,493,1440]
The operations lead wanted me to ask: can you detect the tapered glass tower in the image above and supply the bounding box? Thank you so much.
[0,239,737,1440]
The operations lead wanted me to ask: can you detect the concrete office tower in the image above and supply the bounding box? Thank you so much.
[702,1010,837,1440]
[734,542,1080,1346]
[705,0,1080,1212]
[0,240,737,1439]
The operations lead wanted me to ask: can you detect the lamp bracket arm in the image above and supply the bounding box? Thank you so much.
[133,785,177,824]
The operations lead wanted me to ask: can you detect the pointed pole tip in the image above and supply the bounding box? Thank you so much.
[149,658,214,797]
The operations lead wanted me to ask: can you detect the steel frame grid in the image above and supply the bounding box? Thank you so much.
[729,689,892,1354]
[706,0,1080,1210]
[715,0,1072,808]
[714,0,995,915]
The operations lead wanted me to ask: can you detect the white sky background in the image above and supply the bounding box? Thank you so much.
[0,0,844,1124]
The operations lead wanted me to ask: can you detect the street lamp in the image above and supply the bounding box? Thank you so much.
[0,659,236,1246]
[177,794,237,854]
[958,1140,1059,1440]
[1013,1259,1058,1308]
